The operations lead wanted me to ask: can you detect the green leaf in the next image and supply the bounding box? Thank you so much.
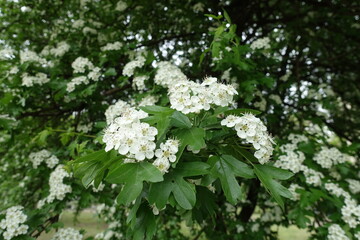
[255,165,294,180]
[104,68,117,76]
[223,9,231,23]
[72,150,108,164]
[170,111,192,129]
[172,177,196,210]
[235,147,259,163]
[131,204,156,240]
[175,162,210,177]
[106,162,163,184]
[156,114,172,143]
[140,105,175,115]
[148,180,173,209]
[221,155,255,178]
[73,150,117,188]
[106,162,163,205]
[253,164,292,210]
[148,165,202,210]
[210,156,242,204]
[174,127,205,151]
[116,181,143,205]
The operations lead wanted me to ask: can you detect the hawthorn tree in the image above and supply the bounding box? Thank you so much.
[0,0,359,240]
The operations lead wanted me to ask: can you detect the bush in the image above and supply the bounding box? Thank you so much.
[0,1,359,239]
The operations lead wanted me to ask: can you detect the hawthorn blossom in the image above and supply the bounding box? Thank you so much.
[221,113,274,164]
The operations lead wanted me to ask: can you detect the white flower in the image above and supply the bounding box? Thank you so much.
[83,27,97,35]
[346,179,360,194]
[101,41,123,51]
[52,228,83,240]
[168,77,237,114]
[29,150,59,169]
[88,67,101,81]
[103,107,158,162]
[275,134,307,173]
[132,75,149,91]
[153,158,171,173]
[250,37,271,50]
[72,19,85,29]
[153,139,180,173]
[314,146,350,169]
[66,76,88,92]
[138,95,159,107]
[327,224,349,240]
[20,50,47,65]
[300,166,324,186]
[49,41,70,57]
[154,61,187,88]
[280,71,292,82]
[22,72,50,87]
[221,113,274,164]
[288,184,302,201]
[71,57,94,73]
[341,198,360,228]
[269,94,282,105]
[37,165,72,207]
[105,100,131,124]
[115,1,127,11]
[325,183,350,199]
[0,206,28,240]
[122,55,146,77]
[0,48,15,60]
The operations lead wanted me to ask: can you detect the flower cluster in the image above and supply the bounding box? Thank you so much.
[21,72,50,87]
[341,197,360,228]
[51,228,83,240]
[260,202,282,222]
[105,100,131,124]
[95,204,124,239]
[38,165,72,207]
[103,107,157,161]
[101,41,123,51]
[269,94,282,105]
[327,224,349,240]
[221,113,274,164]
[92,181,105,193]
[71,57,94,73]
[346,179,360,194]
[168,77,238,114]
[41,41,70,57]
[0,48,14,60]
[280,71,292,82]
[154,61,187,88]
[288,183,302,201]
[122,55,146,77]
[250,37,271,50]
[67,66,101,92]
[138,95,159,107]
[0,206,28,240]
[314,146,349,169]
[300,166,324,186]
[275,134,307,173]
[20,50,47,65]
[115,1,127,11]
[132,75,149,91]
[29,149,59,168]
[325,183,350,199]
[153,139,179,173]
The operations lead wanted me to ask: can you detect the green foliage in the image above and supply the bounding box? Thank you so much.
[0,1,359,240]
